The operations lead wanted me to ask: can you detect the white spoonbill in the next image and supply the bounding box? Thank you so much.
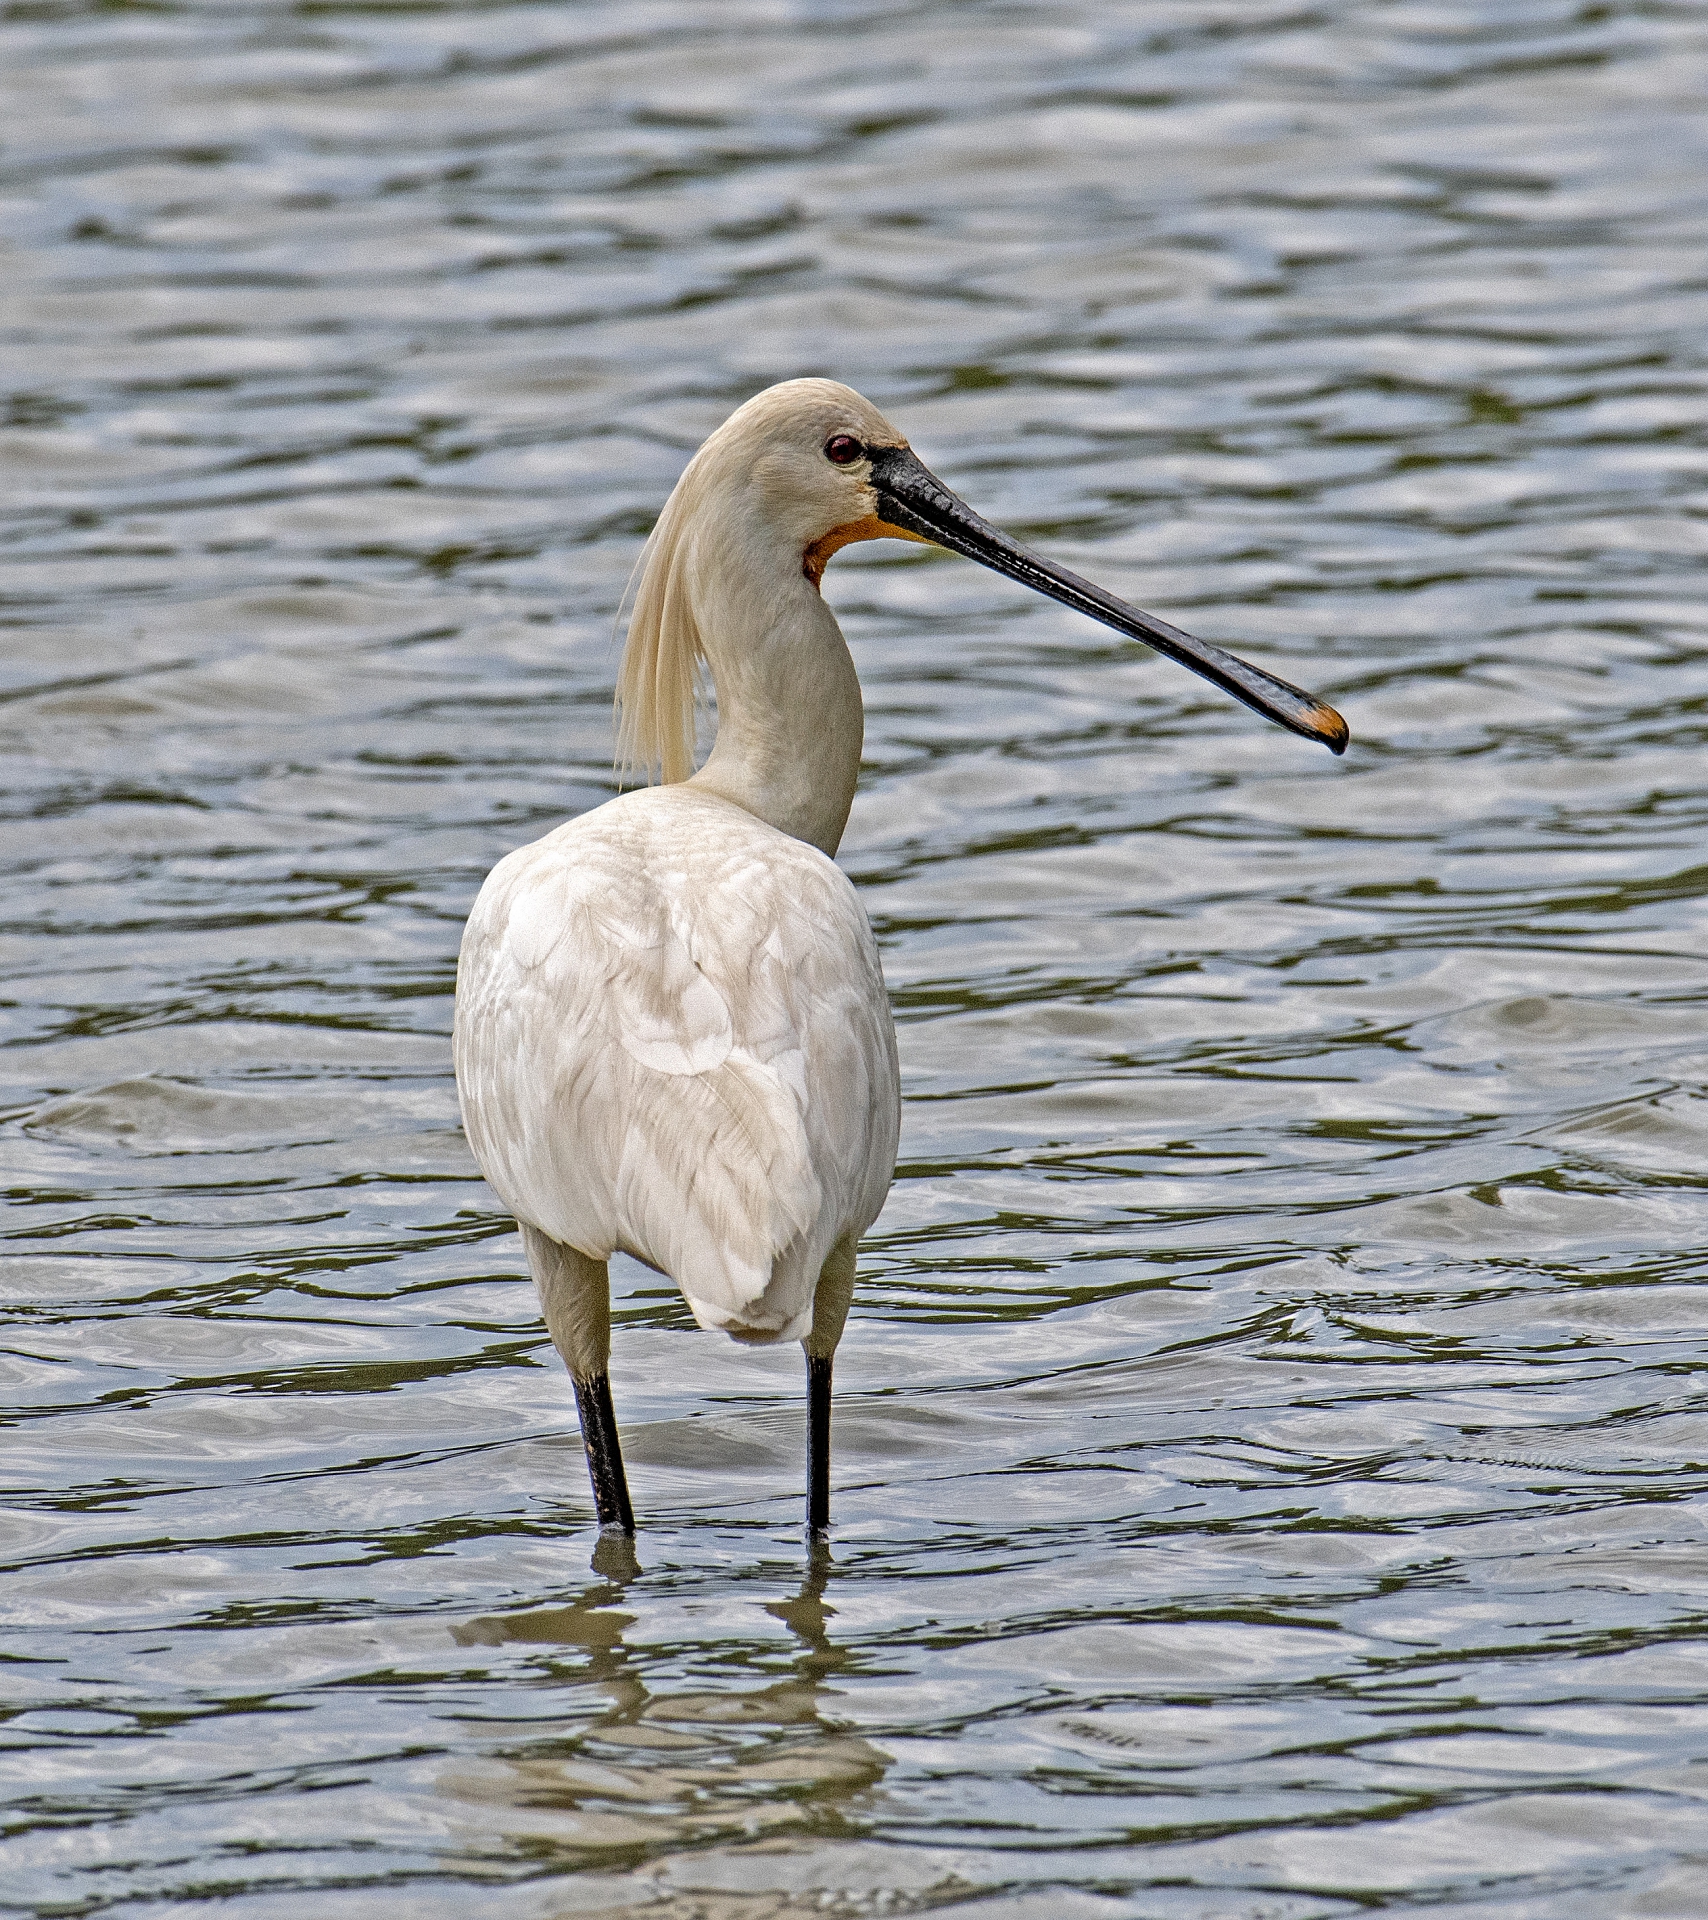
[454,378,1346,1540]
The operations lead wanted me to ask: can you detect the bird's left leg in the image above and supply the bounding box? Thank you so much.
[521,1224,635,1536]
[804,1237,857,1538]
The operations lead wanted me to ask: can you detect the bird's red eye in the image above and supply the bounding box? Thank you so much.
[823,434,864,466]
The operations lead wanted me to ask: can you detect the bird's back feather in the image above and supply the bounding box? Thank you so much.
[454,785,899,1342]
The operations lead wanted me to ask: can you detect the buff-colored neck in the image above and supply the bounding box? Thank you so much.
[685,515,864,857]
[616,475,864,858]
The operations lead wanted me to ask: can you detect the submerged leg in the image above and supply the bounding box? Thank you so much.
[521,1225,635,1536]
[572,1373,635,1537]
[803,1238,857,1539]
[806,1353,832,1538]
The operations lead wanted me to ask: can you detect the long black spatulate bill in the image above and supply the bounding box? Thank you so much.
[866,444,1348,754]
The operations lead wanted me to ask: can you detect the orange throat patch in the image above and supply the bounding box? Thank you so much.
[802,514,931,588]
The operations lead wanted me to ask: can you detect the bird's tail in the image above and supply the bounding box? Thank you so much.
[615,1050,827,1343]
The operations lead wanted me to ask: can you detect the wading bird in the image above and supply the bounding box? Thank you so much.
[454,379,1346,1541]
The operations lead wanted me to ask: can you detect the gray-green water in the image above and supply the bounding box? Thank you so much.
[4,3,1708,1914]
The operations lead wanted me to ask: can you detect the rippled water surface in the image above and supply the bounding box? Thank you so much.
[5,2,1708,1913]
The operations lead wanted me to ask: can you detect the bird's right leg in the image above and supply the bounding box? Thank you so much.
[520,1225,635,1536]
[804,1237,857,1539]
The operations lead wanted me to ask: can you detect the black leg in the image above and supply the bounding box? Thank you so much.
[572,1371,635,1536]
[806,1351,833,1537]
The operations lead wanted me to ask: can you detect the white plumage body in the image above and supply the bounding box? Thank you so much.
[455,782,899,1343]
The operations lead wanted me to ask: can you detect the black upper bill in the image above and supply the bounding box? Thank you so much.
[866,444,1347,755]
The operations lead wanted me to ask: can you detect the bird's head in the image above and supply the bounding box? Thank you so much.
[619,378,1347,783]
[695,378,1348,755]
[677,378,925,587]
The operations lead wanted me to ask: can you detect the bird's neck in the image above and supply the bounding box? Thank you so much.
[686,539,864,857]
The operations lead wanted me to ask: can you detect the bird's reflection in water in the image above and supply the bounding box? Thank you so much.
[444,1544,884,1868]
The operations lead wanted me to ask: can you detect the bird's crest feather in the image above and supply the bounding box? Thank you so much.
[615,458,708,785]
